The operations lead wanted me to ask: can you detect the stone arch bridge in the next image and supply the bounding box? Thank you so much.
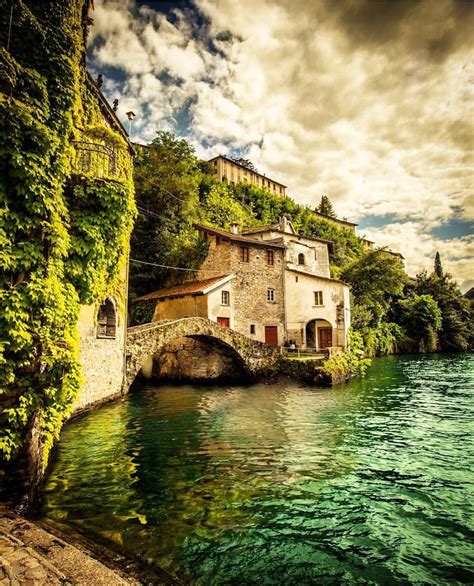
[125,317,281,389]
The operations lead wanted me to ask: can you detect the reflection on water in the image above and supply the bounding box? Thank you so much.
[43,354,474,584]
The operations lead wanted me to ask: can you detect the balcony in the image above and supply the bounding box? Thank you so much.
[71,141,118,179]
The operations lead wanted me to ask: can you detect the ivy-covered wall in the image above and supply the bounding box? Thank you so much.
[0,0,135,503]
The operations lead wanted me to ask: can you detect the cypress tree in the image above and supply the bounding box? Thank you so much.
[434,252,443,278]
[315,195,337,218]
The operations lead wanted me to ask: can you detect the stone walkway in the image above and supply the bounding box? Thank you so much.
[0,508,141,585]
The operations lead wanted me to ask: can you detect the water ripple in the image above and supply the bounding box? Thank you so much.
[43,353,474,584]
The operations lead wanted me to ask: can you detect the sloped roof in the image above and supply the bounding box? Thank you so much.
[242,223,334,250]
[134,275,232,302]
[311,211,358,227]
[195,224,286,248]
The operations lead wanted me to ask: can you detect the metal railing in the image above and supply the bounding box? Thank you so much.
[71,141,118,178]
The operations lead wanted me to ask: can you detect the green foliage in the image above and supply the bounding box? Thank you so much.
[0,0,134,467]
[398,294,442,352]
[434,251,443,278]
[315,194,336,218]
[341,249,408,322]
[130,132,204,298]
[201,183,255,229]
[414,268,471,351]
[232,157,258,172]
[322,329,371,381]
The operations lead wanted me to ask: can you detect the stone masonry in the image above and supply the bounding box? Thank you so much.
[126,317,281,389]
[195,227,286,344]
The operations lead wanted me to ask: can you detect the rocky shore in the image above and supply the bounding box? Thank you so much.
[0,506,142,585]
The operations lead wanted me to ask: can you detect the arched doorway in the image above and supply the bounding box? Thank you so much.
[305,319,333,350]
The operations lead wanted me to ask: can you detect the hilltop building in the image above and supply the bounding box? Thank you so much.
[137,217,350,351]
[208,155,287,197]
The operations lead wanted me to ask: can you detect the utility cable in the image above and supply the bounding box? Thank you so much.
[129,258,221,274]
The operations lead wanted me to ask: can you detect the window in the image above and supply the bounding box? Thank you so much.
[314,291,323,306]
[241,246,249,262]
[267,250,274,265]
[298,253,305,265]
[267,288,275,302]
[221,290,230,305]
[250,324,256,334]
[295,276,298,283]
[97,299,116,338]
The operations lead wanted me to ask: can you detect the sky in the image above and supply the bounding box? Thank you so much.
[87,0,473,291]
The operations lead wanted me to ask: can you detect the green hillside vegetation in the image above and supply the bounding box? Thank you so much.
[131,132,472,354]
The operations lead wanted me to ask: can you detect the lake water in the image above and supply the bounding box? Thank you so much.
[42,354,474,584]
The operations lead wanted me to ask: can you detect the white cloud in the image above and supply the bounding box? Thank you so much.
[88,0,473,287]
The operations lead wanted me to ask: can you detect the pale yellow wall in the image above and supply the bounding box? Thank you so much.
[284,270,350,349]
[153,295,208,321]
[211,156,286,196]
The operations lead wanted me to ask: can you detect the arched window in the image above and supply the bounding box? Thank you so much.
[97,299,116,338]
[298,253,305,265]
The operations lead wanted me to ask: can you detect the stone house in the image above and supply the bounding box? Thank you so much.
[73,75,134,412]
[138,218,350,350]
[208,155,287,196]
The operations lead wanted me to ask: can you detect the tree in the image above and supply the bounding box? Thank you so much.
[232,157,258,172]
[341,249,408,323]
[414,269,471,351]
[434,251,443,278]
[399,294,442,352]
[315,195,337,218]
[130,132,204,298]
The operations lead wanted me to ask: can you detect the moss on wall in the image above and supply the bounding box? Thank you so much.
[0,0,135,498]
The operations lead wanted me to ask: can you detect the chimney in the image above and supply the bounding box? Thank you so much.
[279,215,288,232]
[230,222,239,234]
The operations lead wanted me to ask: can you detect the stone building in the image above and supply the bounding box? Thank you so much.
[138,218,350,351]
[72,75,134,412]
[241,217,350,349]
[208,155,287,196]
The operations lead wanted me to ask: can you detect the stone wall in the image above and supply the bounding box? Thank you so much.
[126,317,281,389]
[195,235,286,345]
[152,337,246,381]
[74,301,126,412]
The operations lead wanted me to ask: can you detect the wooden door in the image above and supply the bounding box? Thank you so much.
[217,317,230,328]
[265,326,278,346]
[318,328,332,349]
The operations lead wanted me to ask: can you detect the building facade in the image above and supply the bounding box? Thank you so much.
[72,74,134,412]
[208,155,287,197]
[137,218,350,351]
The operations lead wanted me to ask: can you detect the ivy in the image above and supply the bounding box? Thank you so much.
[0,1,135,471]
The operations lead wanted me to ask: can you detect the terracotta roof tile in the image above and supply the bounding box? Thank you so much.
[134,275,231,302]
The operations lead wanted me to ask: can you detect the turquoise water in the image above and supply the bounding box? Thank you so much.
[43,354,474,584]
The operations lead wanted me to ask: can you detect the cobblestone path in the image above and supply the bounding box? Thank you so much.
[0,508,140,585]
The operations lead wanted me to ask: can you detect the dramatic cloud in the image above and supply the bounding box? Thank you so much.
[88,0,473,290]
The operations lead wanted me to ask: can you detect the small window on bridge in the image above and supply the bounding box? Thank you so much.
[250,324,256,334]
[97,299,116,338]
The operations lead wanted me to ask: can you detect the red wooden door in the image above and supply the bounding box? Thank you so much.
[318,328,333,349]
[217,317,230,328]
[265,326,278,345]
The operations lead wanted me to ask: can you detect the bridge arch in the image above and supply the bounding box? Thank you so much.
[125,317,280,390]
